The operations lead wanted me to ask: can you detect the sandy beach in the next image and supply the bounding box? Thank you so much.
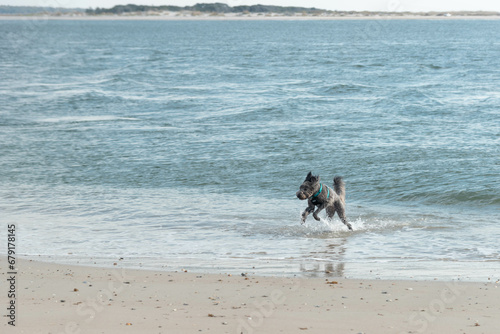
[1,257,498,333]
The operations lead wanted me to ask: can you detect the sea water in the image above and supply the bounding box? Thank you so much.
[0,19,499,281]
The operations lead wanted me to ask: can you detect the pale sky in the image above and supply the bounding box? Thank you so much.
[2,0,500,12]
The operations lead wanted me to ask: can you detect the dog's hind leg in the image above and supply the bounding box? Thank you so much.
[326,206,336,221]
[336,203,353,231]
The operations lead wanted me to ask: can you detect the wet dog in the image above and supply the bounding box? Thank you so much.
[296,172,352,230]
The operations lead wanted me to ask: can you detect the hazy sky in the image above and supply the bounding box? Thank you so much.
[2,0,500,12]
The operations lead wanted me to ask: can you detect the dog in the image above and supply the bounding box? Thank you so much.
[296,172,352,230]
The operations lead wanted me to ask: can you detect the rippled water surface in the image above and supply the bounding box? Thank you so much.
[1,19,499,280]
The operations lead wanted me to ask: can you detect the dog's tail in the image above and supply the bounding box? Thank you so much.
[333,176,345,200]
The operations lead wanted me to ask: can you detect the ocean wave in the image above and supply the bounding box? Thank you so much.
[419,63,449,70]
[319,82,378,95]
[37,115,139,123]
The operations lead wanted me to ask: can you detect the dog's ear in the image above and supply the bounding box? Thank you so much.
[305,171,312,181]
[310,175,319,183]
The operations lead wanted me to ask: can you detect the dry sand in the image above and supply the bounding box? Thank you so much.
[1,257,499,333]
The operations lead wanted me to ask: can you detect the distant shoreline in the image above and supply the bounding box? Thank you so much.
[1,13,500,21]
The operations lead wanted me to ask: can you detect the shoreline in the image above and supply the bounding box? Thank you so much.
[1,14,500,21]
[16,253,499,283]
[2,257,499,333]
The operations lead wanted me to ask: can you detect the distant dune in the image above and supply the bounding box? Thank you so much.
[0,5,85,15]
[1,3,499,18]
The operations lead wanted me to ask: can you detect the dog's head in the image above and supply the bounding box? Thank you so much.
[296,171,320,200]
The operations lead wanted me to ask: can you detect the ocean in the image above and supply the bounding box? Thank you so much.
[0,19,499,281]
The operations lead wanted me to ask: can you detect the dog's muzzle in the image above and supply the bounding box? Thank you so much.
[296,191,308,200]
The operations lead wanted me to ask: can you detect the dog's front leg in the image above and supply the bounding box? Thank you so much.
[301,200,315,224]
[312,205,325,221]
